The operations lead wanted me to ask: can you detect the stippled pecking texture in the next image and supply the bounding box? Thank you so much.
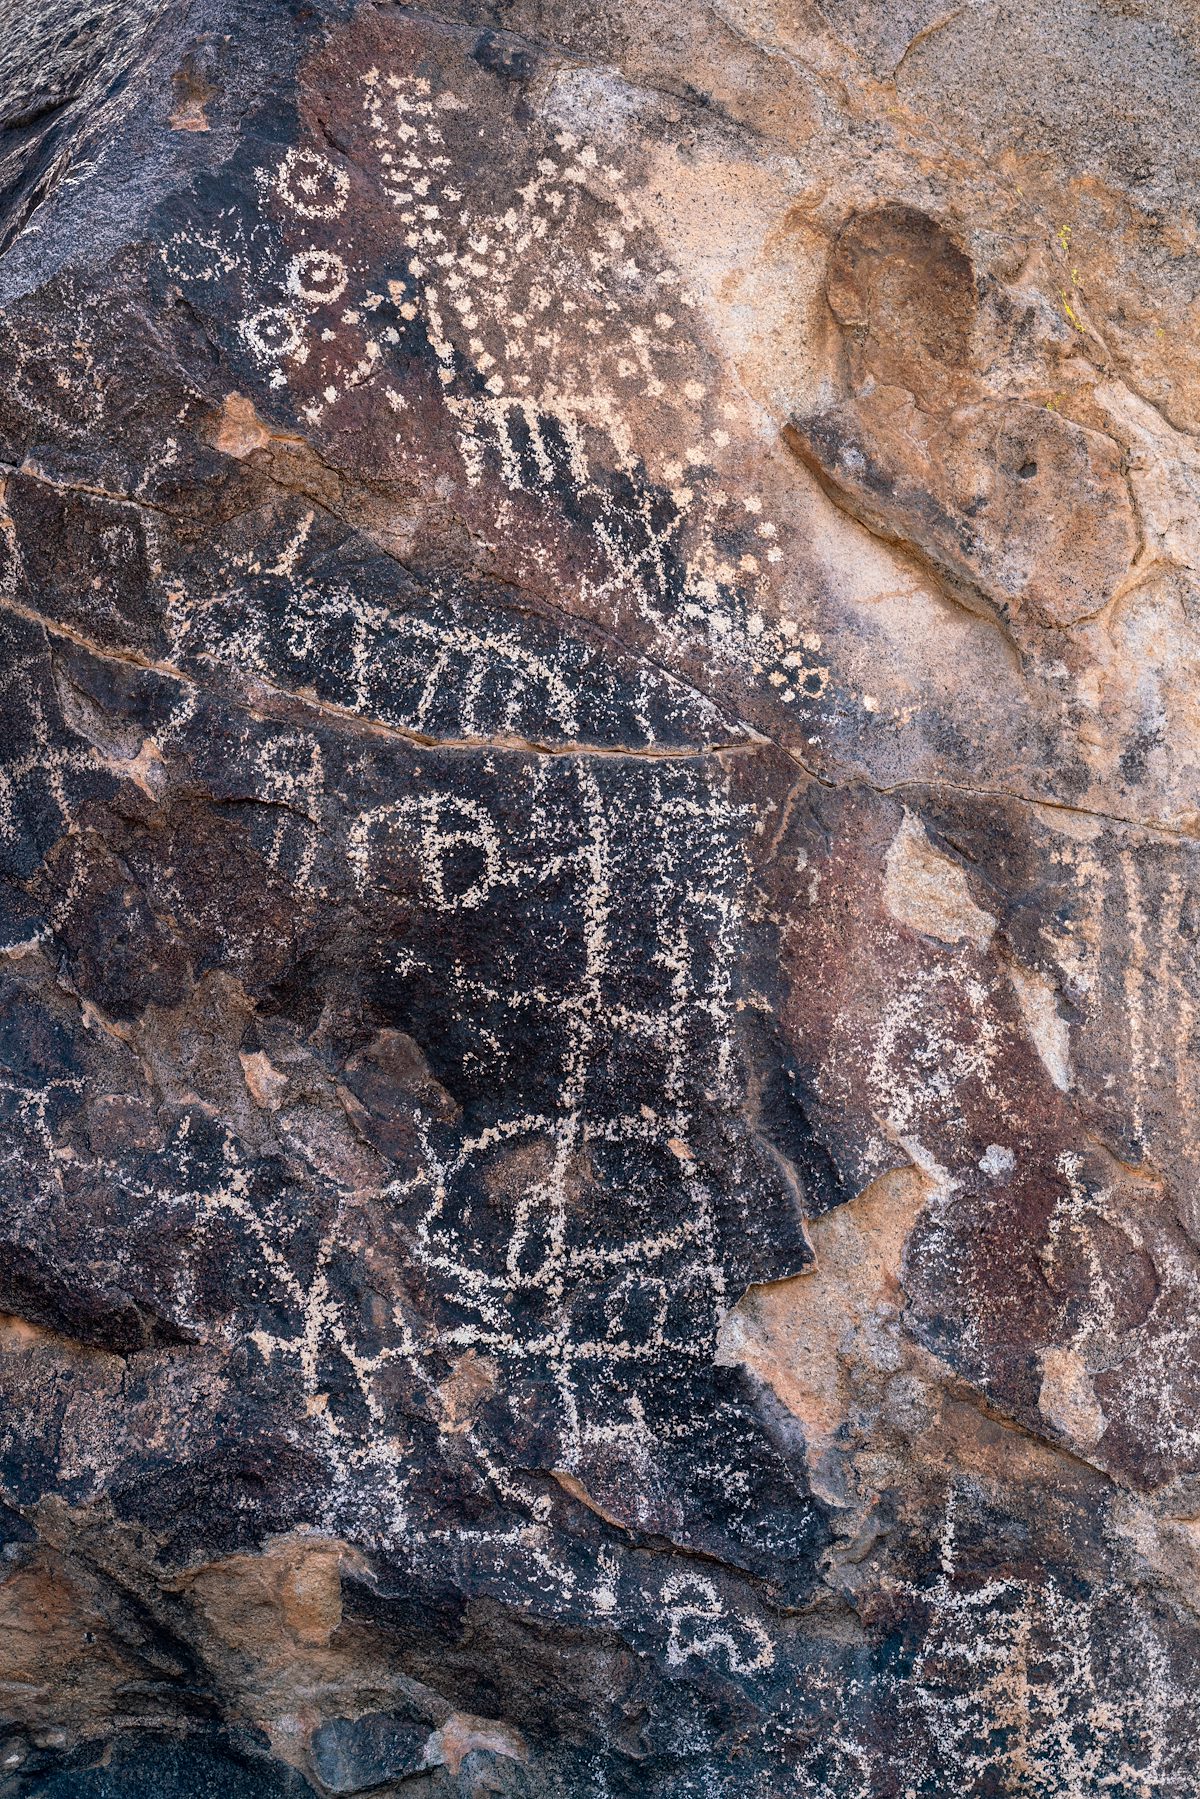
[2,0,1200,1793]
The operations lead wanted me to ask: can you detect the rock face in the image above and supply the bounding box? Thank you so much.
[2,0,1200,1791]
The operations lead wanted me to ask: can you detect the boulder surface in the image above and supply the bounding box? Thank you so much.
[2,0,1200,1793]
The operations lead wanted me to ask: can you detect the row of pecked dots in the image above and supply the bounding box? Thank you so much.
[361,67,458,395]
[363,74,488,394]
[354,70,721,520]
[467,137,794,662]
[365,70,459,213]
[362,78,687,411]
[485,134,711,407]
[354,72,800,690]
[519,150,792,631]
[753,613,829,706]
[382,115,609,398]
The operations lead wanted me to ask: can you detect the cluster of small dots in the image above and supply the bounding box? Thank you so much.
[215,71,813,678]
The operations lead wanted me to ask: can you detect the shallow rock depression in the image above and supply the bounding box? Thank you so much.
[2,0,1200,1793]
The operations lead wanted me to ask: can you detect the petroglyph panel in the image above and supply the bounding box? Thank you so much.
[4,0,1200,1793]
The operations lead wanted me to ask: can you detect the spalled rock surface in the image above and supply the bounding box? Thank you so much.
[2,0,1200,1792]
